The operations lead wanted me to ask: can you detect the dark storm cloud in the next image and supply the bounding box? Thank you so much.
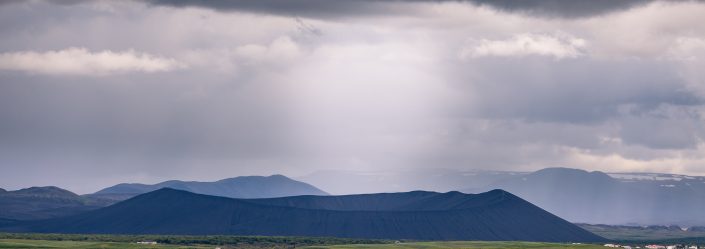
[147,0,414,19]
[147,0,659,19]
[469,0,653,18]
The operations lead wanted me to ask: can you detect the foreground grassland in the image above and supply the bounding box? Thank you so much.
[0,239,607,249]
[0,239,209,248]
[304,241,605,249]
[0,233,386,248]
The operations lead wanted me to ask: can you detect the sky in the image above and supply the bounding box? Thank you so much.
[1,0,705,194]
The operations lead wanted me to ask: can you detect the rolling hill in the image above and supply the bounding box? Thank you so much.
[0,187,111,220]
[88,174,328,201]
[2,188,605,242]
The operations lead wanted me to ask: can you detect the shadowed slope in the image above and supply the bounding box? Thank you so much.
[4,188,604,242]
[243,190,513,211]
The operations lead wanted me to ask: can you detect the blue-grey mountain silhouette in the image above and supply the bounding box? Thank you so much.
[468,167,705,226]
[2,175,328,221]
[88,174,328,201]
[0,187,111,220]
[2,188,605,242]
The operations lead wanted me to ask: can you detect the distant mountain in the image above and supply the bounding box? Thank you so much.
[11,186,78,198]
[2,188,604,242]
[0,187,111,220]
[89,175,328,201]
[466,167,705,226]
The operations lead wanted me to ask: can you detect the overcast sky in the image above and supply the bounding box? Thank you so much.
[2,0,705,194]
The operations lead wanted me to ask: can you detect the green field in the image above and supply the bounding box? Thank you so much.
[0,239,608,249]
[0,239,210,248]
[0,233,387,248]
[304,241,605,249]
[5,232,705,248]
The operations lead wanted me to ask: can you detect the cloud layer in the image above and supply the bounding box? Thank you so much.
[0,48,183,75]
[1,0,705,193]
[461,33,586,59]
[148,0,658,19]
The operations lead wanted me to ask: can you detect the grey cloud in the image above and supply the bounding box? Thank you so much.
[3,0,705,193]
[147,0,659,19]
[0,69,304,192]
[0,73,298,159]
[617,105,705,150]
[469,0,653,18]
[0,0,22,6]
[450,57,703,124]
[147,0,417,19]
[438,55,705,152]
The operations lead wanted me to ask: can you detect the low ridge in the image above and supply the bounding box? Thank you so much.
[9,186,80,199]
[0,186,110,221]
[89,175,328,201]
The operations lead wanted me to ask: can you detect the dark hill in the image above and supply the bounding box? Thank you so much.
[89,175,328,201]
[0,218,17,226]
[10,186,80,199]
[0,187,112,220]
[4,188,605,242]
[243,190,512,211]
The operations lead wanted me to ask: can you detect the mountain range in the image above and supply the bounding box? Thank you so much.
[0,175,327,221]
[1,188,605,242]
[5,167,705,227]
[467,167,705,226]
[88,174,328,201]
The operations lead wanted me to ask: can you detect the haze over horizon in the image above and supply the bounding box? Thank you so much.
[2,0,705,194]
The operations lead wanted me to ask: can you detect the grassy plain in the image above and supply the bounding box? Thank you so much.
[0,239,209,248]
[0,233,385,248]
[304,241,605,249]
[0,239,609,249]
